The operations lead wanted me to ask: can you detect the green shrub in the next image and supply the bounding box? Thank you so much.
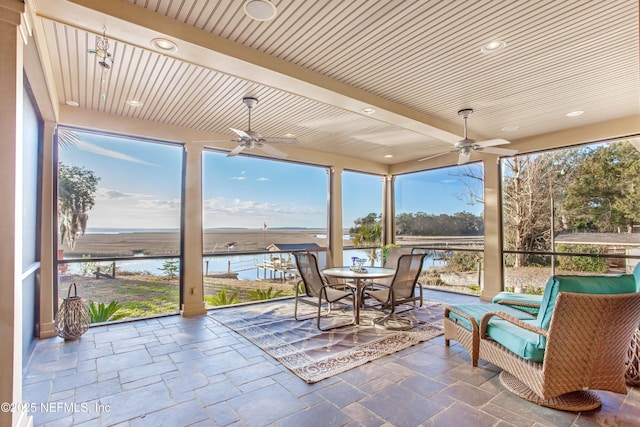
[159,259,179,279]
[556,244,608,273]
[523,284,544,295]
[205,289,239,306]
[248,286,284,301]
[79,259,102,276]
[420,270,444,287]
[379,244,400,263]
[445,251,481,272]
[88,300,120,323]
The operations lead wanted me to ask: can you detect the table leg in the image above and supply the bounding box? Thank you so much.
[354,278,361,325]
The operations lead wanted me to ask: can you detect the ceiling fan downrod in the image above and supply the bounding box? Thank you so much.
[458,108,473,141]
[243,97,258,131]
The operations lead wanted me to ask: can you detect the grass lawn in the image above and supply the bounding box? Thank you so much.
[58,273,297,322]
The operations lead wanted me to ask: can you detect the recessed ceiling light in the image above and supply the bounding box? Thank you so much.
[566,110,584,117]
[362,108,376,114]
[126,99,143,107]
[284,133,295,138]
[384,154,394,158]
[481,40,507,54]
[243,0,277,21]
[151,38,177,53]
[65,100,79,107]
[501,125,520,132]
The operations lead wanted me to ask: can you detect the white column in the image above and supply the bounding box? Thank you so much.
[39,121,56,338]
[0,1,33,425]
[481,158,503,301]
[180,144,206,316]
[329,167,343,265]
[383,175,394,245]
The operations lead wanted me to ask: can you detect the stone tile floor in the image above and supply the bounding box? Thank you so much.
[23,290,640,426]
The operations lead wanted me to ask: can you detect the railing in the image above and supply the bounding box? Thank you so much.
[55,244,493,320]
[203,250,301,308]
[503,249,640,293]
[57,255,182,321]
[344,244,485,295]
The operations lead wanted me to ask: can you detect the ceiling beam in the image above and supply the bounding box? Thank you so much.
[34,0,465,144]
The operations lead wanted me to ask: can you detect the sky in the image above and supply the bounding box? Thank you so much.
[59,129,482,230]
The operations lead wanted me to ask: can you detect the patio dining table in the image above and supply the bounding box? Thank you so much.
[322,266,395,325]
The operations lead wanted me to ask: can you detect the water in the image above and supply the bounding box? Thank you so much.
[62,250,446,280]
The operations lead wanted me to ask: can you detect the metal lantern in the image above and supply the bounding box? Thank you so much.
[55,283,91,340]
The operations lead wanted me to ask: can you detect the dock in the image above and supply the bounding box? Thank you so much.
[255,258,297,282]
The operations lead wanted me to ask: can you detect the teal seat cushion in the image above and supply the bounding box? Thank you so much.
[447,303,534,332]
[485,318,545,362]
[492,292,543,315]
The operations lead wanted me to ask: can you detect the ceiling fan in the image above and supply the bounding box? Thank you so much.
[418,109,517,164]
[202,97,299,158]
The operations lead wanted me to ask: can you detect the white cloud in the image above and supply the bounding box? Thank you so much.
[105,190,131,199]
[256,177,269,181]
[202,196,325,228]
[88,187,180,228]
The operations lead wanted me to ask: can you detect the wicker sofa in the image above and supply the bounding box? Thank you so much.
[444,274,640,410]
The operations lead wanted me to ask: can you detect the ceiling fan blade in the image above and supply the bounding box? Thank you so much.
[457,151,471,165]
[481,147,518,156]
[417,151,453,162]
[258,143,288,158]
[227,144,246,157]
[230,128,251,140]
[477,138,511,148]
[260,136,299,145]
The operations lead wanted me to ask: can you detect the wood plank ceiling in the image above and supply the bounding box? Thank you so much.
[31,0,639,165]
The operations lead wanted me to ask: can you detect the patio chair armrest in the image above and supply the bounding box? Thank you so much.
[366,282,392,290]
[479,311,547,339]
[445,306,480,334]
[319,283,355,296]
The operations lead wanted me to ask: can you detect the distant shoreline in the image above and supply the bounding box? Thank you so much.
[61,229,337,257]
[61,229,484,258]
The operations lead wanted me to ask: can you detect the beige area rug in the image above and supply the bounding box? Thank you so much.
[210,300,444,383]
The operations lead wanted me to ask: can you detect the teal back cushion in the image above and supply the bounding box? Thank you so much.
[633,262,640,292]
[536,274,636,348]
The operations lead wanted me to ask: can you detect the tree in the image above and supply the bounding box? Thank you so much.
[394,211,483,236]
[58,162,100,249]
[455,163,484,206]
[564,142,640,232]
[501,151,579,267]
[616,154,640,230]
[350,213,382,246]
[159,259,179,279]
[350,213,382,264]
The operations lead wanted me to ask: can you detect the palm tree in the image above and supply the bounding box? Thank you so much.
[350,213,382,265]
